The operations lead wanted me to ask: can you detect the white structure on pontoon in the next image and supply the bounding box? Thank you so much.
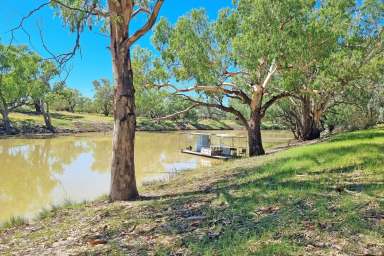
[182,132,247,160]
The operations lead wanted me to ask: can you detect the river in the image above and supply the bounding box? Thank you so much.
[0,130,293,223]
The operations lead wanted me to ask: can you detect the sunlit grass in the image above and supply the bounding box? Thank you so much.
[8,111,242,131]
[179,128,384,255]
[1,128,382,255]
[9,111,113,129]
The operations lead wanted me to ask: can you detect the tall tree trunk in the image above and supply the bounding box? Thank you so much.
[248,111,265,156]
[109,46,139,201]
[247,85,265,156]
[40,100,54,132]
[300,96,321,140]
[1,109,11,134]
[107,0,164,201]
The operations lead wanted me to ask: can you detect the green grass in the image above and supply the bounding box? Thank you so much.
[178,128,383,255]
[9,111,113,130]
[1,216,27,229]
[7,111,241,132]
[0,128,383,255]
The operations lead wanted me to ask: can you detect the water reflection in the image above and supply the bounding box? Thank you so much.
[0,130,292,223]
[0,132,221,223]
[0,138,87,221]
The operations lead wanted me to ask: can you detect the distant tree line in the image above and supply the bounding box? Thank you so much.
[0,43,206,133]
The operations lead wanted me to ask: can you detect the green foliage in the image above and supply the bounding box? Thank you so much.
[131,46,198,120]
[325,83,384,130]
[93,78,114,116]
[30,60,58,102]
[76,96,97,113]
[0,44,40,111]
[50,0,106,32]
[151,2,334,125]
[2,1,382,134]
[51,83,81,112]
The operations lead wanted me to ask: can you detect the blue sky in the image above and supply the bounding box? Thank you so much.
[0,0,233,97]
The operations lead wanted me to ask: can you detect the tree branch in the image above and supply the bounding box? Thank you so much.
[178,94,249,128]
[50,0,108,17]
[7,1,51,47]
[123,0,164,48]
[160,83,252,105]
[261,60,277,89]
[153,104,198,121]
[132,7,151,18]
[38,22,81,67]
[260,92,291,117]
[8,0,83,68]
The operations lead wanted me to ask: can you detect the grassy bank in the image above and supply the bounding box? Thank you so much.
[2,111,242,134]
[1,128,383,255]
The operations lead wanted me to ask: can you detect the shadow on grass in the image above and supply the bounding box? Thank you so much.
[6,129,381,255]
[101,131,384,255]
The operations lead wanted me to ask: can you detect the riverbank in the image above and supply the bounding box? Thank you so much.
[1,127,383,255]
[0,111,245,136]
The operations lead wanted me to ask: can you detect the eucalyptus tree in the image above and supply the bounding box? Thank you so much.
[93,78,114,116]
[276,0,384,140]
[153,1,313,156]
[45,0,165,200]
[131,46,183,119]
[324,79,384,130]
[52,84,81,112]
[0,44,40,133]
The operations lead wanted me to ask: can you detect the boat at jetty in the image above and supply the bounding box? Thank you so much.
[181,132,247,160]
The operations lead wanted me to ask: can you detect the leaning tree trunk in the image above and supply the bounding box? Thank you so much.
[1,109,12,134]
[109,45,139,201]
[40,101,54,132]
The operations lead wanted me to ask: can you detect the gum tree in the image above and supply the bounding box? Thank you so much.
[274,0,384,140]
[153,1,313,156]
[0,44,39,133]
[93,78,114,116]
[43,0,164,200]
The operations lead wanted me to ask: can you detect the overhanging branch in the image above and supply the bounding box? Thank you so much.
[153,103,198,121]
[178,94,249,128]
[155,82,252,105]
[50,0,108,17]
[123,0,164,48]
[261,92,291,116]
[8,1,51,47]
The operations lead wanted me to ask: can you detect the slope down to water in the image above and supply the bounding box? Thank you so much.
[0,127,383,255]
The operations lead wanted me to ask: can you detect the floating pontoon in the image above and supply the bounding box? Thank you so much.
[181,132,247,160]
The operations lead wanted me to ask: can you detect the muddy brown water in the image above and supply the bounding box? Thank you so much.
[0,130,293,223]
